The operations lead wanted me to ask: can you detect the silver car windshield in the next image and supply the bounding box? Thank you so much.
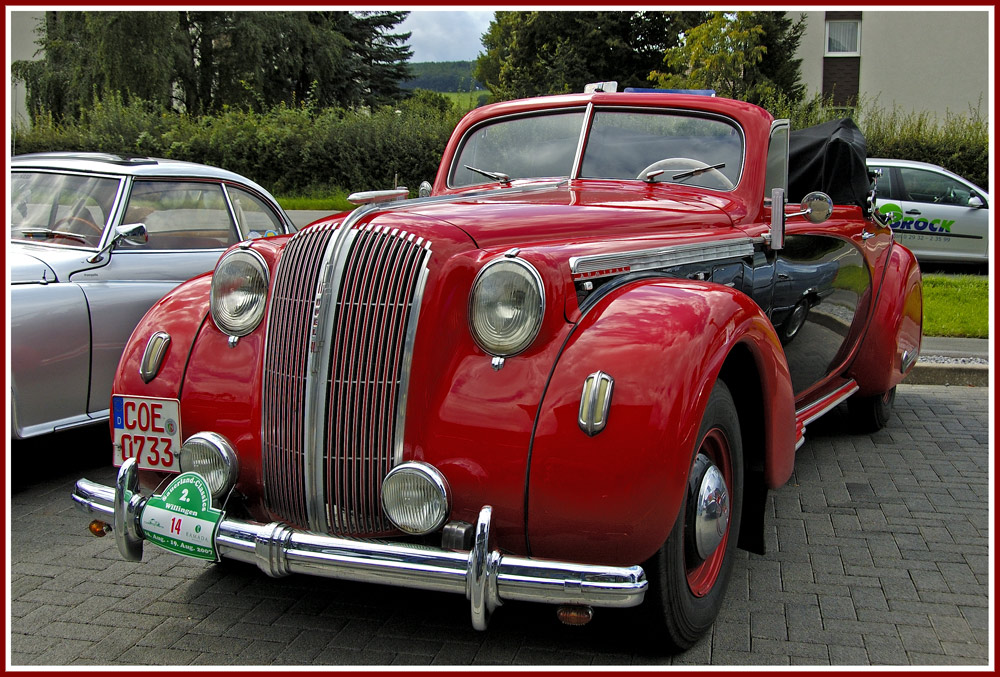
[450,108,744,191]
[11,171,122,247]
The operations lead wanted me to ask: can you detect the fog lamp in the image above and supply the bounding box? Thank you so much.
[381,462,451,535]
[178,432,239,500]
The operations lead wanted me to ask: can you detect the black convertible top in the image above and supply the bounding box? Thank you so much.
[788,118,871,212]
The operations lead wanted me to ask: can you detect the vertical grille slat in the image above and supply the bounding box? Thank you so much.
[261,221,431,536]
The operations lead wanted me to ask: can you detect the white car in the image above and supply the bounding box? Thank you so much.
[868,158,989,264]
[11,152,296,439]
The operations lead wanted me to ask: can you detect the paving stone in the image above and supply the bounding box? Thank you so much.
[10,384,987,667]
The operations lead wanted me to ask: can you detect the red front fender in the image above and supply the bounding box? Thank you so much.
[526,278,795,566]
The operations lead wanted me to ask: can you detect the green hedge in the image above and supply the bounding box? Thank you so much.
[12,91,465,196]
[765,93,988,190]
[13,91,988,196]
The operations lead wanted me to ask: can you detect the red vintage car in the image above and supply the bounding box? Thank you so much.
[74,87,921,650]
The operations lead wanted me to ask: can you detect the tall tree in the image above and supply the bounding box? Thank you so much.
[474,11,707,102]
[650,11,806,105]
[13,10,413,119]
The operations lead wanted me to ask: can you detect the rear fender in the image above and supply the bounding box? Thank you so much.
[848,243,922,395]
[526,278,795,566]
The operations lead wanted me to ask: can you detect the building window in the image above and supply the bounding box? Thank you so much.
[826,20,861,56]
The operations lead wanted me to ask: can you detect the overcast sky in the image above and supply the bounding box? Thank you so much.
[400,10,494,62]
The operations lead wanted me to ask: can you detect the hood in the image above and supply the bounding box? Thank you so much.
[9,244,102,284]
[395,181,744,250]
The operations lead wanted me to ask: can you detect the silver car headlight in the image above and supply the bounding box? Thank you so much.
[381,462,451,535]
[210,248,269,337]
[469,257,544,356]
[178,432,239,500]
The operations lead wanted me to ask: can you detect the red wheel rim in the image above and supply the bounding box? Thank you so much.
[686,427,733,597]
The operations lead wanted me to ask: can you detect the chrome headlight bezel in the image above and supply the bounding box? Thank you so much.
[178,431,240,500]
[381,462,452,535]
[468,256,545,357]
[210,248,269,337]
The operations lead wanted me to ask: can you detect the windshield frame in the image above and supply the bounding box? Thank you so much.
[447,102,746,192]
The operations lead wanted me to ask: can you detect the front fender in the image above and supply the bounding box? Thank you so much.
[848,242,923,395]
[526,278,794,566]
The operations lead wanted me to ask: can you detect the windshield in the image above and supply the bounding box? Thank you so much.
[450,107,744,191]
[11,171,121,247]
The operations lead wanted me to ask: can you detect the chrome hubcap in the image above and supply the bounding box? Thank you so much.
[693,455,730,560]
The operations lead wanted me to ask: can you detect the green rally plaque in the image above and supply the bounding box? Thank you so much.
[140,472,223,561]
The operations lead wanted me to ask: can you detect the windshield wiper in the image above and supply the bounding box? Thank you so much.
[13,227,89,244]
[672,162,726,182]
[464,165,511,185]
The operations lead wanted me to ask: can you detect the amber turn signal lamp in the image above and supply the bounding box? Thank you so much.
[88,520,110,537]
[556,605,594,626]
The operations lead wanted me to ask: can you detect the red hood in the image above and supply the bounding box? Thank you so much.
[395,181,749,251]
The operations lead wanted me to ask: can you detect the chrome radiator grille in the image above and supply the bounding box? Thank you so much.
[261,221,431,535]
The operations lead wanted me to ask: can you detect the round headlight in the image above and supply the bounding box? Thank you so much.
[210,248,269,337]
[469,257,544,356]
[179,432,239,500]
[381,462,451,535]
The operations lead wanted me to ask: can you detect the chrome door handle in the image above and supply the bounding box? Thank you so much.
[905,209,921,215]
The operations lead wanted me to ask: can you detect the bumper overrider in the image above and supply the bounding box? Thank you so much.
[72,459,647,629]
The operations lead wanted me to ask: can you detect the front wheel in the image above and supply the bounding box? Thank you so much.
[643,380,743,651]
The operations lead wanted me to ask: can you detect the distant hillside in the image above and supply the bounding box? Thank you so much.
[404,61,483,92]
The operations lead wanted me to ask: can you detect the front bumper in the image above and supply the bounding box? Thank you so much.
[72,459,647,629]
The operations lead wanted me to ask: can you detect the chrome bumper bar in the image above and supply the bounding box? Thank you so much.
[72,460,647,630]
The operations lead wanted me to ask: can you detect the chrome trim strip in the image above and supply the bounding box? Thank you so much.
[800,381,861,427]
[394,239,432,466]
[570,102,594,180]
[72,476,647,630]
[303,221,363,533]
[569,238,755,279]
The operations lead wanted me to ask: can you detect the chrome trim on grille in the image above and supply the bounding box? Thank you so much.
[569,238,755,280]
[262,205,432,537]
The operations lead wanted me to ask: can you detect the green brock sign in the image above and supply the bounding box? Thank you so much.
[140,473,223,561]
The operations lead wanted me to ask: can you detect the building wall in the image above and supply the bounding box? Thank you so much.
[10,11,44,127]
[798,10,990,118]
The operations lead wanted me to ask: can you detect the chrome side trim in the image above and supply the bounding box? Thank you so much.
[578,371,614,436]
[569,238,755,280]
[72,475,647,630]
[799,380,861,427]
[139,332,171,384]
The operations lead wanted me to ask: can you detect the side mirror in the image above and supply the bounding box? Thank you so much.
[800,191,834,224]
[86,222,147,263]
[769,189,834,251]
[969,195,985,209]
[117,222,148,246]
[419,181,433,198]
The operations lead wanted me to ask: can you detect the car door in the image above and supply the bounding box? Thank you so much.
[873,164,989,263]
[71,178,240,418]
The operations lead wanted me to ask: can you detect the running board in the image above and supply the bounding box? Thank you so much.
[794,380,860,450]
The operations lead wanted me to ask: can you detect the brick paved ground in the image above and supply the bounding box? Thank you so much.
[9,384,990,666]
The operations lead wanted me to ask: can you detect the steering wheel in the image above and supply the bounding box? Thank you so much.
[636,157,735,190]
[52,215,103,235]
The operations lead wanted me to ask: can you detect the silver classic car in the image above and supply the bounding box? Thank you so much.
[10,152,295,439]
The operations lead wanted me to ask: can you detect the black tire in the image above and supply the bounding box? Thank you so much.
[847,386,896,433]
[643,380,743,651]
